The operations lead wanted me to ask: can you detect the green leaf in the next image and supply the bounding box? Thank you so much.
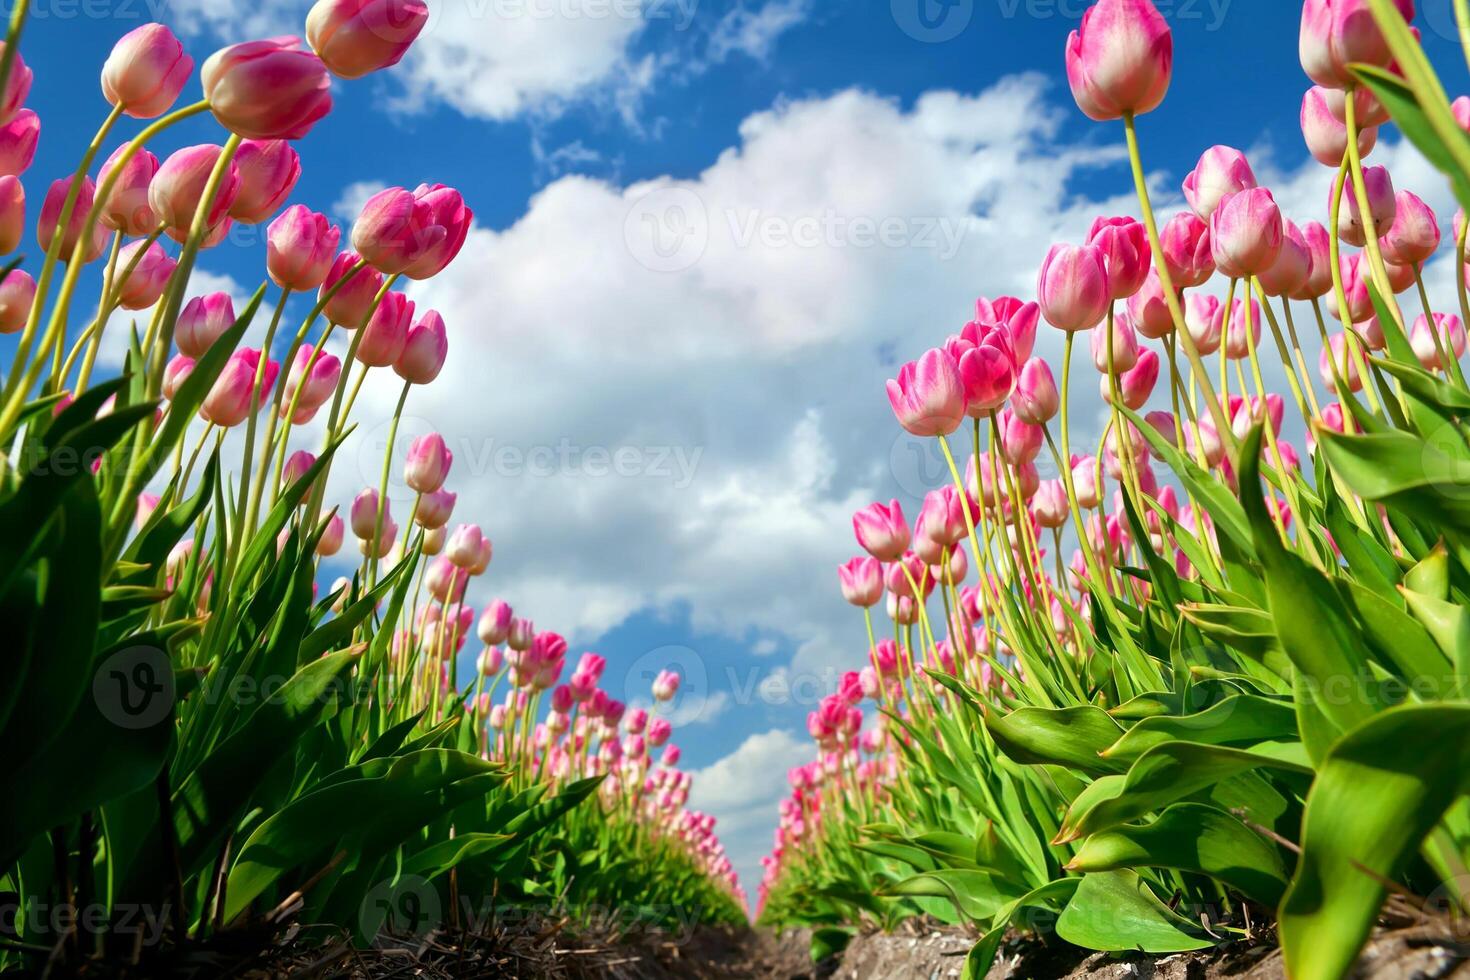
[879,869,1022,924]
[810,927,853,963]
[1055,871,1213,953]
[1100,695,1298,763]
[984,705,1127,775]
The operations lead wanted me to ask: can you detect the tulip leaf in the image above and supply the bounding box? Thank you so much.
[1056,870,1213,953]
[1100,695,1298,763]
[984,705,1127,775]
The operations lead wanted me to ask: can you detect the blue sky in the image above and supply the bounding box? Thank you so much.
[13,0,1470,902]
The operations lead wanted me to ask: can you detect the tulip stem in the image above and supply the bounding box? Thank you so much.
[1325,158,1382,415]
[72,227,168,394]
[1121,111,1236,465]
[368,379,413,595]
[1343,87,1406,334]
[228,285,292,577]
[0,1,30,110]
[1276,297,1322,420]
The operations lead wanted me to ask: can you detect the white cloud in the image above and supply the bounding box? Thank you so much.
[706,0,810,63]
[687,728,804,897]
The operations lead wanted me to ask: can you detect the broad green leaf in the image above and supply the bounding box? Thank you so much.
[985,705,1127,775]
[1056,871,1213,953]
[1100,695,1298,763]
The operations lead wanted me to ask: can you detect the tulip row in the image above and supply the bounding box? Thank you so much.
[0,3,742,972]
[758,3,1470,978]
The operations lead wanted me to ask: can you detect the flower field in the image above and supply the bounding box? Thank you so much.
[6,0,1470,977]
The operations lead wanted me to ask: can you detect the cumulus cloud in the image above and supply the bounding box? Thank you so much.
[687,728,803,889]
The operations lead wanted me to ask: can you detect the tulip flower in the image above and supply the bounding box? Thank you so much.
[0,175,22,255]
[0,110,40,177]
[1294,221,1335,300]
[176,294,237,357]
[149,145,241,243]
[395,309,448,384]
[1011,357,1059,424]
[837,556,883,607]
[405,432,453,494]
[1159,210,1213,288]
[1381,190,1439,267]
[1411,312,1467,370]
[416,487,456,529]
[1183,146,1255,221]
[0,268,34,334]
[886,347,965,436]
[202,37,333,141]
[1319,333,1364,392]
[0,43,33,126]
[401,184,474,281]
[853,501,910,562]
[352,185,447,275]
[1335,164,1394,246]
[320,250,384,327]
[355,290,414,366]
[1258,219,1312,298]
[1127,270,1173,340]
[1086,215,1151,299]
[1210,187,1283,277]
[1102,348,1158,410]
[447,523,487,570]
[1301,85,1377,167]
[1037,243,1110,332]
[114,240,176,310]
[1071,455,1101,508]
[360,519,397,559]
[1031,479,1069,529]
[1327,253,1374,324]
[268,205,341,291]
[101,24,193,118]
[161,353,194,399]
[307,0,430,79]
[971,297,1040,362]
[997,408,1042,465]
[653,669,681,701]
[1300,0,1415,90]
[1090,313,1139,373]
[349,487,387,539]
[38,176,108,264]
[201,348,278,427]
[956,333,1017,417]
[917,486,967,545]
[280,344,341,423]
[283,450,317,490]
[97,143,159,237]
[229,140,300,224]
[1064,0,1171,121]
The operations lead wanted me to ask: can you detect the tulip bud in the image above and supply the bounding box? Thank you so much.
[1326,253,1374,324]
[307,0,430,79]
[162,353,194,400]
[405,432,453,494]
[1071,455,1101,509]
[319,250,384,327]
[1300,0,1414,90]
[230,139,301,224]
[1090,314,1139,374]
[1257,219,1311,299]
[0,43,33,127]
[1127,270,1174,340]
[1210,187,1283,277]
[350,488,386,540]
[317,514,344,557]
[1381,190,1439,267]
[1086,215,1151,299]
[957,337,1018,418]
[115,239,176,310]
[446,523,487,570]
[1294,221,1334,300]
[1301,85,1376,167]
[38,176,108,264]
[202,37,333,141]
[1411,312,1466,370]
[1102,348,1158,410]
[101,24,193,119]
[1064,0,1172,121]
[403,184,473,280]
[838,557,883,608]
[352,185,445,275]
[97,143,159,237]
[283,449,317,488]
[0,109,39,178]
[0,268,33,334]
[280,344,342,423]
[149,145,241,243]
[395,308,448,384]
[355,290,414,366]
[1183,146,1256,222]
[853,500,910,562]
[652,669,681,702]
[0,175,22,254]
[1158,210,1213,288]
[201,348,278,427]
[478,600,513,645]
[176,293,236,357]
[1011,357,1059,424]
[1223,298,1262,360]
[359,519,397,559]
[1334,164,1394,247]
[1031,479,1069,529]
[416,487,456,530]
[1037,243,1110,332]
[268,205,341,291]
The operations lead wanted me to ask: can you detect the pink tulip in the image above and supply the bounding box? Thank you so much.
[115,240,176,310]
[416,487,456,529]
[1327,253,1374,323]
[318,515,345,557]
[97,143,159,237]
[1087,215,1151,299]
[229,140,300,224]
[1294,221,1335,300]
[0,109,39,177]
[1381,190,1439,267]
[1127,270,1173,340]
[1183,146,1255,221]
[0,175,22,254]
[997,408,1043,465]
[1064,0,1172,121]
[1159,211,1213,288]
[653,669,681,701]
[1300,0,1414,90]
[956,332,1017,417]
[1301,85,1376,167]
[283,449,317,488]
[404,184,473,280]
[446,523,487,570]
[1102,348,1158,410]
[886,347,965,436]
[1334,164,1394,247]
[1038,243,1110,332]
[201,348,278,427]
[853,500,910,562]
[395,309,448,384]
[149,145,241,243]
[268,205,341,291]
[1319,333,1364,392]
[1224,298,1262,360]
[1210,187,1283,277]
[1012,357,1059,424]
[838,556,883,607]
[1184,293,1223,356]
[1383,258,1416,294]
[319,250,384,327]
[478,601,514,645]
[1411,312,1467,370]
[352,186,447,275]
[1258,219,1312,298]
[38,176,107,264]
[176,293,236,357]
[1071,455,1101,508]
[661,745,681,767]
[917,486,967,546]
[101,24,193,119]
[349,487,387,539]
[307,0,430,79]
[0,43,32,127]
[971,297,1040,362]
[161,353,194,399]
[280,344,341,423]
[202,37,333,141]
[1090,314,1139,373]
[0,268,34,334]
[355,290,414,366]
[1032,479,1069,529]
[405,432,453,494]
